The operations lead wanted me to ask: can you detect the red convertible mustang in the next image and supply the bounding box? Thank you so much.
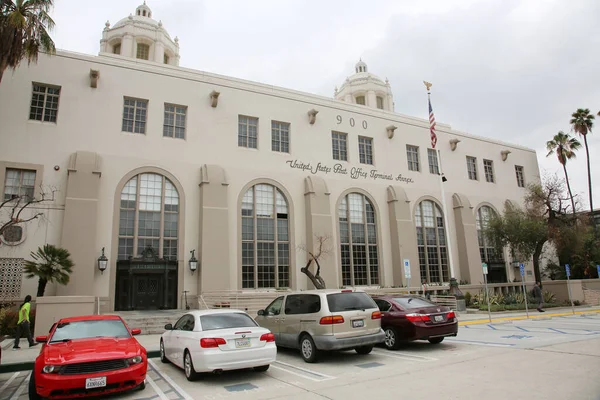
[29,315,147,400]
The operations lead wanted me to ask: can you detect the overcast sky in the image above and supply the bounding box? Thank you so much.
[49,0,600,209]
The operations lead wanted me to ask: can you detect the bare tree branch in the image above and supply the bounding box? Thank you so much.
[298,234,332,289]
[0,185,56,238]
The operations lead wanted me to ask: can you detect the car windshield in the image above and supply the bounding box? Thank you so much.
[327,292,377,312]
[49,319,131,343]
[200,313,258,331]
[393,297,437,309]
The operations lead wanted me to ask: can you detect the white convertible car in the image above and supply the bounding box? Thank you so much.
[159,309,277,380]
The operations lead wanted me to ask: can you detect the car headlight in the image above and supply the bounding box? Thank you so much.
[126,356,143,366]
[42,365,61,374]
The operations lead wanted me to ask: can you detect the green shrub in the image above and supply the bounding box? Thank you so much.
[0,309,36,337]
[543,291,557,304]
[464,292,472,307]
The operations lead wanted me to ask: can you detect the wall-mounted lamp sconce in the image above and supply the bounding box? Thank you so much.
[386,125,397,139]
[307,109,319,125]
[90,69,100,88]
[189,249,198,275]
[210,90,220,108]
[449,138,460,151]
[501,150,512,161]
[97,247,108,274]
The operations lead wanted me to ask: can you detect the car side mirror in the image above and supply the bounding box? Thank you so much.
[131,328,141,336]
[257,310,265,316]
[164,323,173,330]
[36,335,48,343]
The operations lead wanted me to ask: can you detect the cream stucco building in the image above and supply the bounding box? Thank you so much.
[0,3,540,312]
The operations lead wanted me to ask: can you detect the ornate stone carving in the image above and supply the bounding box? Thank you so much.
[210,90,220,108]
[90,69,100,88]
[308,109,319,125]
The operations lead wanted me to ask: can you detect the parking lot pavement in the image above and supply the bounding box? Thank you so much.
[2,313,600,400]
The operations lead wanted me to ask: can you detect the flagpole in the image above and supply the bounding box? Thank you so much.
[425,82,456,280]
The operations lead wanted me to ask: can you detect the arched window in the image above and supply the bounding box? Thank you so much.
[415,200,448,283]
[118,173,179,261]
[136,43,149,60]
[476,206,504,263]
[338,193,379,286]
[241,184,290,289]
[355,96,366,105]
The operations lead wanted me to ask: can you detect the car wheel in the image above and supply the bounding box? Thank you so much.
[160,340,169,364]
[300,334,319,363]
[28,373,42,400]
[253,365,269,372]
[384,327,400,350]
[355,345,374,355]
[184,350,200,381]
[428,337,444,344]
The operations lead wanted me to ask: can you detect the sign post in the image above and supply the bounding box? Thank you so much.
[566,264,575,315]
[519,263,529,319]
[403,259,411,293]
[482,263,491,323]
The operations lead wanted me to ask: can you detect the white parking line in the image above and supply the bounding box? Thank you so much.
[148,359,194,400]
[9,373,29,400]
[146,374,169,400]
[0,372,20,393]
[272,360,335,381]
[372,349,437,362]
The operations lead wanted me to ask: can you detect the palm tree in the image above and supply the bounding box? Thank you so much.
[0,0,56,84]
[570,108,595,219]
[24,244,74,297]
[546,131,581,214]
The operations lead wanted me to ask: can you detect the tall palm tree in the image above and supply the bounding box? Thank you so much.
[0,0,56,84]
[546,131,581,214]
[570,108,595,222]
[24,244,74,297]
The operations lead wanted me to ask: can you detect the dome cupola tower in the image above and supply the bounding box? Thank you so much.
[334,59,394,112]
[100,1,180,66]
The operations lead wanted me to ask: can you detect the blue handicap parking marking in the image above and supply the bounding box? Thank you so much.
[500,334,533,339]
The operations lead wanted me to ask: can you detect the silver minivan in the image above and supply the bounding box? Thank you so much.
[255,289,385,362]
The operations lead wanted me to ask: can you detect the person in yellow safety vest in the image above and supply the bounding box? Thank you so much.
[13,295,38,350]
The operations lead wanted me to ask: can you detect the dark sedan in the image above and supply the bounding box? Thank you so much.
[372,295,458,350]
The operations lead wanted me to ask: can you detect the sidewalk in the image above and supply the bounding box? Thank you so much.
[457,304,600,325]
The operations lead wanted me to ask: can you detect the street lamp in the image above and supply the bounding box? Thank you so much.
[189,250,198,275]
[98,247,108,274]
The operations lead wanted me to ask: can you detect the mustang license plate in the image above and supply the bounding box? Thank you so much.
[434,315,444,322]
[235,338,251,348]
[85,377,107,389]
[352,319,365,328]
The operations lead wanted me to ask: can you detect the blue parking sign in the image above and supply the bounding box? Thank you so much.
[519,263,525,277]
[565,264,571,277]
[597,265,600,278]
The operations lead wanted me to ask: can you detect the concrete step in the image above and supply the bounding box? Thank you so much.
[107,310,185,335]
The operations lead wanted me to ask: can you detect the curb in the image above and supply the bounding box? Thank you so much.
[0,350,161,374]
[458,309,600,326]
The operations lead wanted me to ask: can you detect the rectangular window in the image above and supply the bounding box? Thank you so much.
[358,137,373,165]
[466,156,478,180]
[271,121,290,153]
[332,131,348,161]
[163,104,187,139]
[406,145,420,172]
[238,115,258,149]
[356,96,366,105]
[515,165,525,187]
[3,169,36,201]
[484,159,495,183]
[122,98,148,134]
[376,96,384,110]
[29,83,60,123]
[113,44,121,55]
[136,44,149,60]
[427,149,439,175]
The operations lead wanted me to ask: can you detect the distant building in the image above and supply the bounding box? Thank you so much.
[0,3,541,311]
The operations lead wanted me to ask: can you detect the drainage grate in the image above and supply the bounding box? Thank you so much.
[356,362,384,369]
[224,383,259,392]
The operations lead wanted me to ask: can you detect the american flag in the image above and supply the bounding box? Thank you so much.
[428,97,437,148]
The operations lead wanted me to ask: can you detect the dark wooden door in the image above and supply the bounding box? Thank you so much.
[134,275,162,310]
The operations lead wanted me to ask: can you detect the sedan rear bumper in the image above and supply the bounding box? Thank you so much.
[191,344,277,373]
[313,330,386,351]
[414,322,458,340]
